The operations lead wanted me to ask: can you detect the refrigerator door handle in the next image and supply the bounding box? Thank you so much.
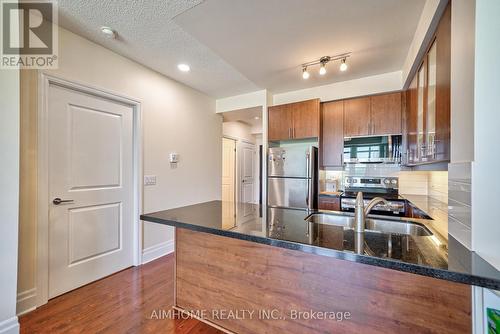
[305,151,310,209]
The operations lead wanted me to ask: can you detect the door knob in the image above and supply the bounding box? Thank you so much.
[53,198,74,205]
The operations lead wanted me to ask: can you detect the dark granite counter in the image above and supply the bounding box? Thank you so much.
[141,200,500,289]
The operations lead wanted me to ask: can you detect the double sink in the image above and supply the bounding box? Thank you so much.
[306,212,432,237]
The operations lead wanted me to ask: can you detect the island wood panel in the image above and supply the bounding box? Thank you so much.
[175,229,471,334]
[321,100,344,167]
[268,103,292,141]
[343,97,371,137]
[370,92,402,135]
[292,98,320,139]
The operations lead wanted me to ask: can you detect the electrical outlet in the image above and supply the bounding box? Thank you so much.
[144,175,157,186]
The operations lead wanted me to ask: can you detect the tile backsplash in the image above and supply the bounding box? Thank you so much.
[447,162,472,249]
[324,166,448,203]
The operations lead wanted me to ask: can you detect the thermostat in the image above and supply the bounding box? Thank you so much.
[169,153,179,163]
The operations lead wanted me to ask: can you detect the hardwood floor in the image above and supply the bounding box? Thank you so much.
[20,254,223,334]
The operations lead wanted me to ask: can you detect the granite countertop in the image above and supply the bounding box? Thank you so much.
[319,191,342,197]
[400,194,449,238]
[141,200,500,290]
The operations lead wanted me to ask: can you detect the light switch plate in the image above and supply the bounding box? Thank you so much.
[144,175,156,186]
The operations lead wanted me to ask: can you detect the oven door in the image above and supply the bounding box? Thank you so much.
[340,197,406,216]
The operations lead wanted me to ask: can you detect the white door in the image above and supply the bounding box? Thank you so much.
[48,84,134,298]
[222,138,236,229]
[239,143,256,220]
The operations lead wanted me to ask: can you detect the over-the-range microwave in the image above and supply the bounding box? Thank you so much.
[343,135,402,164]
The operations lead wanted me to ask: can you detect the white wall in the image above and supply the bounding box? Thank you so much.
[216,90,268,113]
[48,26,222,250]
[272,71,402,105]
[17,25,222,312]
[223,121,255,143]
[0,67,21,332]
[472,0,500,269]
[451,0,475,162]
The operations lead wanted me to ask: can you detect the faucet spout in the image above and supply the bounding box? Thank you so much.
[353,192,389,233]
[354,192,365,233]
[364,197,389,216]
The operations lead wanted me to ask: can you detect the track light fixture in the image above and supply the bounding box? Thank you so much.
[302,67,310,79]
[300,53,351,79]
[340,58,348,72]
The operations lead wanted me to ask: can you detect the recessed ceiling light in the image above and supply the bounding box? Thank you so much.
[177,64,190,72]
[100,26,116,39]
[254,116,260,120]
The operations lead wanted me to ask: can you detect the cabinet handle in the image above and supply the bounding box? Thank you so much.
[288,128,292,138]
[293,127,295,138]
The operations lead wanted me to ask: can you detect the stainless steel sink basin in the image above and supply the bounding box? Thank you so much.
[306,212,432,236]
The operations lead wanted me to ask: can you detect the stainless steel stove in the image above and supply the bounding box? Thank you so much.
[340,176,406,216]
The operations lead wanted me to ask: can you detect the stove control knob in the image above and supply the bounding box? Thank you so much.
[384,179,390,184]
[391,179,398,185]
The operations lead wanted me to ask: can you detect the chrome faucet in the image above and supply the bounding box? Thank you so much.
[354,192,389,232]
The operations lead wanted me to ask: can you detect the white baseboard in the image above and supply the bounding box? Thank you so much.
[16,288,37,316]
[0,317,19,334]
[141,240,174,264]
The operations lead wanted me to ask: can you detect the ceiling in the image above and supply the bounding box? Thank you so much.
[54,0,426,98]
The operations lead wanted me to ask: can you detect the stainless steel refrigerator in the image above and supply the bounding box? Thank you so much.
[267,145,318,243]
[268,145,318,211]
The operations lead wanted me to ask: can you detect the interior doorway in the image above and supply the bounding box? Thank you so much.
[220,106,263,225]
[36,74,142,304]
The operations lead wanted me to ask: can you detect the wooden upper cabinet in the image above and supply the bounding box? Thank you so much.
[268,99,319,141]
[344,97,370,137]
[321,101,344,167]
[370,92,402,135]
[268,104,293,141]
[292,99,320,139]
[434,3,451,162]
[403,3,450,166]
[344,94,402,137]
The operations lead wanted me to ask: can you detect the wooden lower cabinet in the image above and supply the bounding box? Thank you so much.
[318,195,340,211]
[175,229,471,334]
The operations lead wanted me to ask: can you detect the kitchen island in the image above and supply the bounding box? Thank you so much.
[141,201,500,334]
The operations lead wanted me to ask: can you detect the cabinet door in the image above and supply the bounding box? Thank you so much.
[292,99,320,139]
[370,92,402,135]
[406,75,418,164]
[433,4,451,161]
[344,97,370,137]
[321,101,344,167]
[318,196,340,211]
[417,60,427,162]
[268,104,293,141]
[426,41,437,160]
